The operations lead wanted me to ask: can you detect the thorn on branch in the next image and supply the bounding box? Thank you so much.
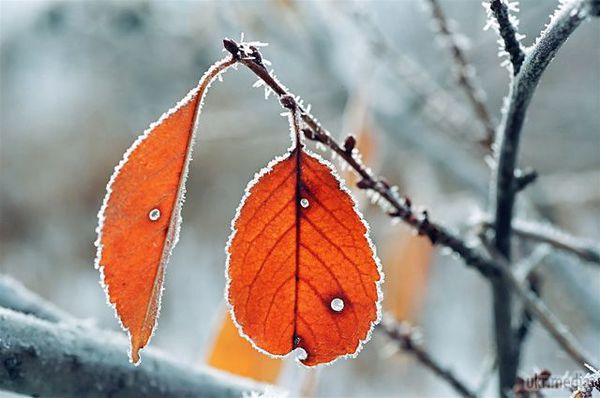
[356,179,372,190]
[343,135,356,153]
[302,128,317,141]
[223,38,240,60]
[513,168,538,192]
[279,94,296,110]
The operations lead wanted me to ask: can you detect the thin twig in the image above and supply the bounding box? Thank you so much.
[379,315,477,398]
[486,0,525,74]
[489,1,595,393]
[512,219,600,265]
[426,0,495,147]
[222,38,597,373]
[479,217,600,265]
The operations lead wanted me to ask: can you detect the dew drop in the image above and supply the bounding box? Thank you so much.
[300,198,310,208]
[330,298,344,312]
[148,208,161,221]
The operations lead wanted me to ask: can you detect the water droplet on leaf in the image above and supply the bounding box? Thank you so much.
[330,298,344,312]
[148,208,161,221]
[300,198,309,208]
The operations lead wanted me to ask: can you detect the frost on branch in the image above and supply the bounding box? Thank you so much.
[483,0,525,74]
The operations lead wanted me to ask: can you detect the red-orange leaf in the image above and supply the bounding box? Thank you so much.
[95,58,234,364]
[226,147,382,366]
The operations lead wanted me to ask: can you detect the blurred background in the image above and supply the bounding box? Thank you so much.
[0,1,598,397]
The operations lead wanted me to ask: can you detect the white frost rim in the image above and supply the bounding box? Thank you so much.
[94,56,235,365]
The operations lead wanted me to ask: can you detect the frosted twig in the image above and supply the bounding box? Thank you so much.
[0,307,267,398]
[426,0,495,148]
[479,217,600,265]
[379,315,477,398]
[223,37,499,278]
[489,0,595,392]
[485,0,525,74]
[512,219,600,265]
[222,36,598,384]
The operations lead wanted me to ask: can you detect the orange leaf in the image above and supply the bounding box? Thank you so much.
[207,311,283,383]
[383,233,432,322]
[95,57,235,364]
[226,147,383,366]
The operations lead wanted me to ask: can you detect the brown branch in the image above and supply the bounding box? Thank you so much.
[222,38,498,278]
[478,217,600,265]
[379,315,477,398]
[221,36,597,386]
[426,0,495,148]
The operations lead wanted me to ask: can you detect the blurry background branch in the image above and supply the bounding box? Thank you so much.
[425,0,496,147]
[479,217,600,265]
[352,10,488,153]
[0,278,268,398]
[378,315,476,398]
